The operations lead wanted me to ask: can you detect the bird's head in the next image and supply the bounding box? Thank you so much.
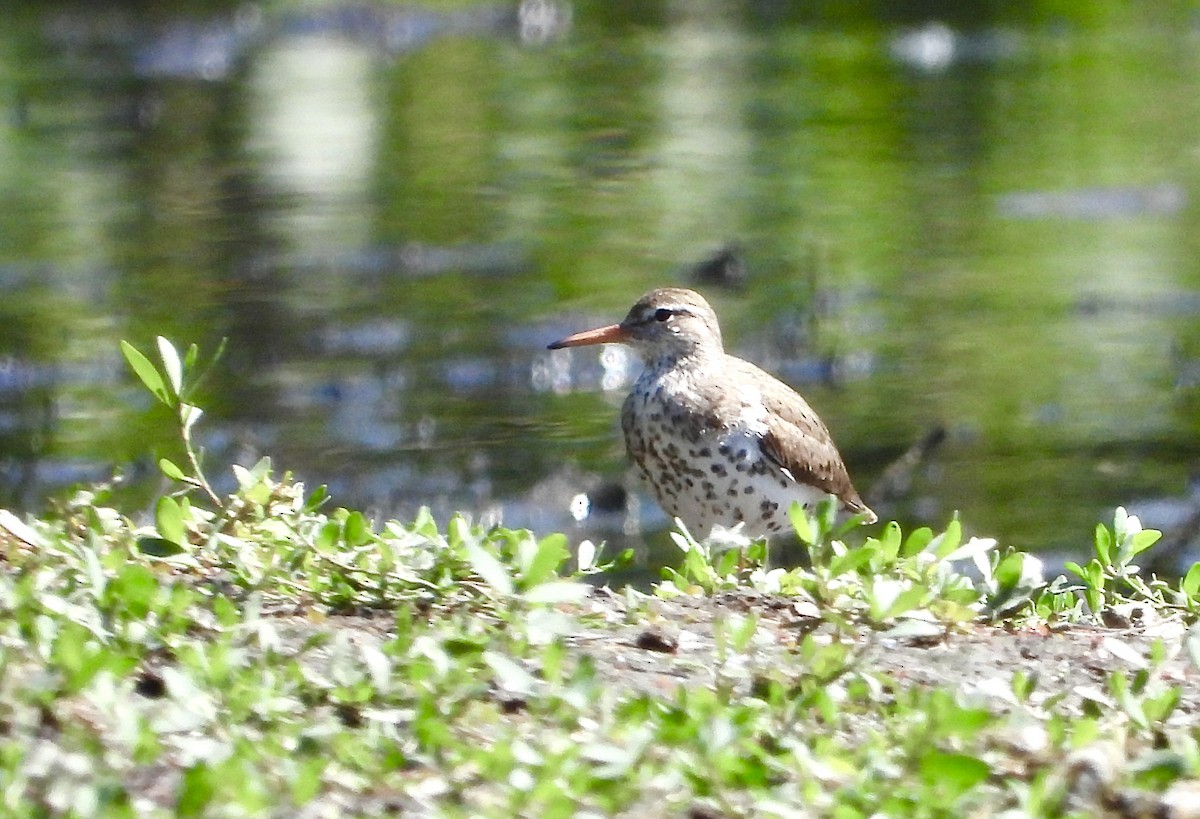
[548,288,724,362]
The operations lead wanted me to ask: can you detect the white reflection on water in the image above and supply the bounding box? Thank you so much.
[654,8,752,249]
[599,345,635,392]
[248,34,377,253]
[530,351,573,394]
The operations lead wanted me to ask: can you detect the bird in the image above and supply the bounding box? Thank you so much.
[548,287,876,539]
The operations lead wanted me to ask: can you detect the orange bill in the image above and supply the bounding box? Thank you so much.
[547,323,630,349]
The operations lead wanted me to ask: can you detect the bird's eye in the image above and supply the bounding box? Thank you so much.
[653,308,673,322]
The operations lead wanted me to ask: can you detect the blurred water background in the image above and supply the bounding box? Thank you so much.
[3,0,1200,573]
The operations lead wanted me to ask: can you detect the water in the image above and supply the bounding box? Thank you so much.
[3,0,1200,572]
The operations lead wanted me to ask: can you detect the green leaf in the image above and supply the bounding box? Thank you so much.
[929,519,963,559]
[867,577,927,622]
[466,542,513,596]
[1182,563,1200,598]
[447,515,472,548]
[1094,523,1113,564]
[158,458,187,481]
[788,501,815,543]
[155,496,185,545]
[1011,670,1036,701]
[343,511,372,548]
[157,336,183,397]
[828,546,875,578]
[882,586,929,621]
[522,533,569,588]
[244,457,273,486]
[50,622,96,691]
[746,538,768,565]
[176,763,215,816]
[109,563,160,618]
[291,756,327,805]
[1130,750,1188,792]
[410,507,438,538]
[920,750,989,798]
[682,547,711,586]
[314,520,341,553]
[1111,672,1148,729]
[304,485,330,513]
[121,340,171,405]
[878,521,903,560]
[1127,529,1162,558]
[1143,687,1181,723]
[902,526,934,556]
[1063,561,1087,582]
[815,495,838,534]
[185,336,228,398]
[137,537,187,558]
[229,459,270,504]
[728,612,759,651]
[993,552,1025,593]
[715,548,739,577]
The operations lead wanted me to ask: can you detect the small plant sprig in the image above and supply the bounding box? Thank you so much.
[117,336,623,609]
[1065,507,1160,614]
[787,503,989,632]
[121,336,227,507]
[658,520,762,594]
[1062,507,1200,622]
[660,499,991,633]
[662,500,1200,635]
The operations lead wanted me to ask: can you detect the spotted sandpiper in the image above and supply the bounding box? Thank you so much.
[548,287,876,538]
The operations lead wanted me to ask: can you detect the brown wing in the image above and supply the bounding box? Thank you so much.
[728,359,875,519]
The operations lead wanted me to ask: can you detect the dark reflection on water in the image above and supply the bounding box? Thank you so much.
[3,0,1200,572]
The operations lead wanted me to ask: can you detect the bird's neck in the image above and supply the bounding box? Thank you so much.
[640,345,721,380]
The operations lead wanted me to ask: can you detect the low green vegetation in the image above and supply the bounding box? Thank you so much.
[0,338,1197,816]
